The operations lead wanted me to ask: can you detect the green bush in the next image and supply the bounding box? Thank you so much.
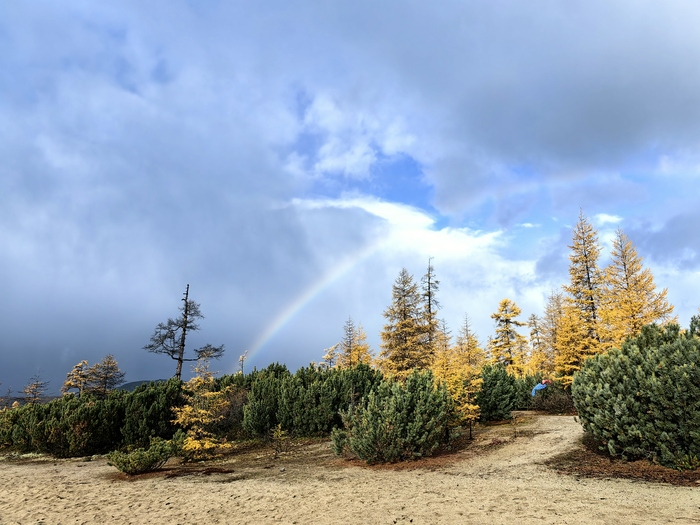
[476,364,517,422]
[121,379,185,448]
[514,373,544,410]
[0,393,127,457]
[332,370,452,464]
[572,322,700,469]
[276,363,383,437]
[531,381,575,414]
[107,437,178,475]
[242,364,290,437]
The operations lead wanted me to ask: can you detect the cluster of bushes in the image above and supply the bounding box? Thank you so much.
[573,322,700,469]
[0,379,184,457]
[242,363,383,438]
[474,365,573,422]
[0,357,587,470]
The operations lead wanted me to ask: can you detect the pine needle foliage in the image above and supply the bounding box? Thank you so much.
[332,370,452,464]
[476,364,517,422]
[336,317,374,368]
[599,229,675,350]
[572,322,700,469]
[379,268,431,379]
[488,298,528,374]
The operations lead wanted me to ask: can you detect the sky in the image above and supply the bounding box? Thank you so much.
[2,1,700,395]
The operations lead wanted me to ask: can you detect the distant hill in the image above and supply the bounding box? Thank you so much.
[117,380,168,392]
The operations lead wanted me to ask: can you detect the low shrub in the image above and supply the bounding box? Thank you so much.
[107,438,178,475]
[332,370,452,464]
[531,382,575,414]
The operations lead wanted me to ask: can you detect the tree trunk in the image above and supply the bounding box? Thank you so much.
[175,284,190,380]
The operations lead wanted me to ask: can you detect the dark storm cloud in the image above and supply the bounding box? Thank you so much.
[3,1,700,392]
[627,211,700,270]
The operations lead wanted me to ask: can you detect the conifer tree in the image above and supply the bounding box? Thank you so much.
[336,317,374,368]
[488,298,528,374]
[144,285,225,380]
[420,258,441,359]
[321,343,339,368]
[562,211,604,349]
[379,268,429,379]
[541,290,565,373]
[599,229,675,349]
[22,373,49,405]
[85,354,126,397]
[455,314,485,368]
[61,360,91,396]
[62,355,126,398]
[526,313,550,374]
[555,212,605,385]
[172,359,232,460]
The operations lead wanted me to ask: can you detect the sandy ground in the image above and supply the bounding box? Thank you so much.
[1,415,698,525]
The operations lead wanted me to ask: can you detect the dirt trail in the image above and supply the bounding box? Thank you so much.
[1,415,698,524]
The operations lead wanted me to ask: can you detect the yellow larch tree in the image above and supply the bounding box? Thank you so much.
[336,317,374,368]
[525,313,551,375]
[172,359,232,460]
[378,268,430,379]
[488,298,528,375]
[599,228,675,350]
[420,257,441,360]
[540,290,565,374]
[556,211,605,385]
[430,316,484,430]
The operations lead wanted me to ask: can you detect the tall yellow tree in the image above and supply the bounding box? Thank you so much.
[541,290,565,374]
[599,229,675,350]
[556,211,605,385]
[526,313,550,375]
[336,317,374,368]
[378,268,429,379]
[488,298,528,375]
[431,316,484,429]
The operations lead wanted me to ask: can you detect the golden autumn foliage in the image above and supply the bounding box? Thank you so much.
[430,317,484,426]
[488,298,528,375]
[172,360,232,460]
[599,229,675,350]
[336,317,374,368]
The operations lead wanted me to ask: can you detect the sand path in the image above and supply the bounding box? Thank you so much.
[1,415,698,524]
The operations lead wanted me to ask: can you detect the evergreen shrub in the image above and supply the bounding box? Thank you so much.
[531,381,575,414]
[242,364,290,437]
[121,378,185,448]
[572,322,700,469]
[107,437,178,475]
[332,370,452,464]
[277,363,383,436]
[476,364,517,422]
[514,373,544,410]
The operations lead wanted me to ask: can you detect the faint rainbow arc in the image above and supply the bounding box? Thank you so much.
[245,241,381,363]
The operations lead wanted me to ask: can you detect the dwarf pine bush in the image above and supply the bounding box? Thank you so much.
[572,322,700,469]
[107,437,178,475]
[332,370,451,464]
[476,364,517,422]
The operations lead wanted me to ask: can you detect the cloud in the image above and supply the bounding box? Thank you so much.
[2,1,700,392]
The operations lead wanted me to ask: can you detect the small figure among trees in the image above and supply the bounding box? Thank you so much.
[143,284,225,380]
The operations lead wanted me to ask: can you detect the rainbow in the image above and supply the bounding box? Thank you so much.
[244,240,381,364]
